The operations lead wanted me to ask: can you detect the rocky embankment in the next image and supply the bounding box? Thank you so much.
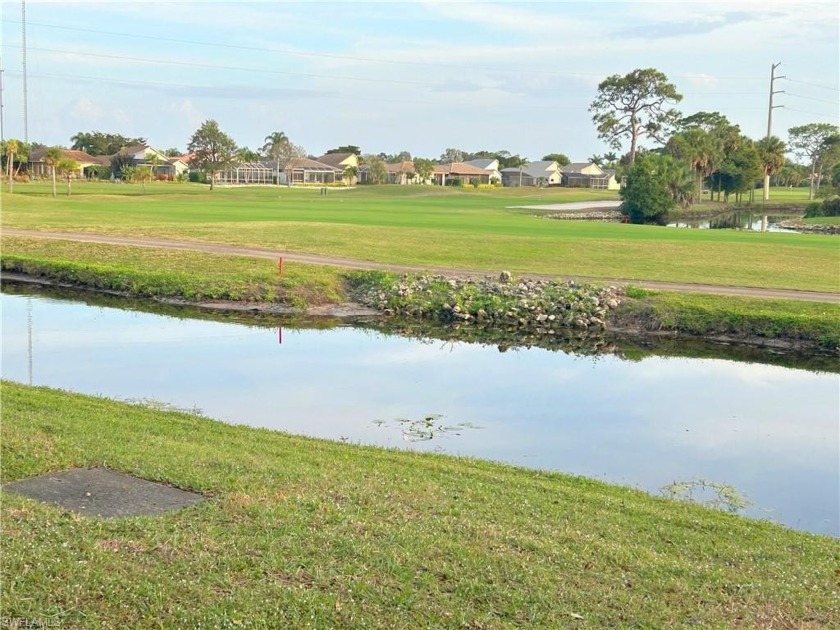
[543,210,623,222]
[778,220,840,234]
[351,272,624,334]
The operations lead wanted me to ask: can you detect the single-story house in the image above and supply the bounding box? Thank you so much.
[386,160,417,185]
[27,148,103,178]
[432,162,492,186]
[115,144,178,178]
[500,161,562,187]
[314,152,359,184]
[168,157,191,178]
[279,157,343,185]
[560,162,620,190]
[465,159,501,184]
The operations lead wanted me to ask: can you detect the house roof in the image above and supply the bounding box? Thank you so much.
[315,152,356,168]
[386,160,415,173]
[285,157,342,172]
[433,162,491,176]
[560,162,603,174]
[501,161,559,179]
[118,144,150,156]
[29,148,100,164]
[466,158,498,170]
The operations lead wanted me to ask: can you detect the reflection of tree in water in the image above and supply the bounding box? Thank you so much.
[374,414,481,442]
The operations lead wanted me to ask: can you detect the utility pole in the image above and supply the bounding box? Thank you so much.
[22,0,29,143]
[0,61,5,144]
[764,62,785,201]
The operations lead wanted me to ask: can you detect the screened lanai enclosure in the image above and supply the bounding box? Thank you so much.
[218,162,274,185]
[281,158,343,185]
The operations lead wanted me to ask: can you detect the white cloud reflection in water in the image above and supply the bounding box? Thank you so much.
[2,291,837,536]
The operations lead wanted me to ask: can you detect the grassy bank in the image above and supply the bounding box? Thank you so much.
[3,184,838,291]
[615,289,840,349]
[2,382,838,628]
[2,235,838,350]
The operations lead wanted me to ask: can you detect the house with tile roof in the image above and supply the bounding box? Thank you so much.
[385,160,418,185]
[432,162,492,186]
[27,148,104,179]
[500,161,562,187]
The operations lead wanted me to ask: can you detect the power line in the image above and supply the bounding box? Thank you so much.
[782,107,839,121]
[784,93,840,106]
[783,78,839,92]
[6,69,775,114]
[0,18,769,82]
[2,44,777,97]
[9,44,447,89]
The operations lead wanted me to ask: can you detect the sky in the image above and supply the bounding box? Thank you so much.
[0,0,838,162]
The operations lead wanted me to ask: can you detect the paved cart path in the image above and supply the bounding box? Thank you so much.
[3,228,838,303]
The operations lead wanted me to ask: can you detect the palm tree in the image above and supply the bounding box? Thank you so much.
[588,154,604,167]
[44,147,62,197]
[4,139,21,192]
[55,158,80,196]
[667,128,721,203]
[657,155,695,208]
[756,136,786,201]
[262,132,289,185]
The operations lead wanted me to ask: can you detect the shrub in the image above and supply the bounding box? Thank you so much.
[822,197,840,217]
[804,201,824,218]
[447,178,463,187]
[188,171,206,183]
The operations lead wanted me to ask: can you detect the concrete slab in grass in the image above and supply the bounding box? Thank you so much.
[2,468,205,518]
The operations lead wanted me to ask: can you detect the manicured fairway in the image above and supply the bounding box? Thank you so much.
[2,183,838,292]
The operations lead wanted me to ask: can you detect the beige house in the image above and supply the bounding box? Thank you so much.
[432,162,492,185]
[386,160,416,184]
[113,144,180,178]
[466,158,501,183]
[314,152,359,184]
[27,148,103,178]
[561,162,620,190]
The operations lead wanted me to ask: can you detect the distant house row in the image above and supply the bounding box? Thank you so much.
[28,145,191,179]
[26,145,619,190]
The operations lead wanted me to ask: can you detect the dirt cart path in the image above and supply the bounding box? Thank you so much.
[3,228,838,303]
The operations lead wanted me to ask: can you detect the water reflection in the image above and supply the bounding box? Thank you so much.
[668,211,799,232]
[1,285,838,536]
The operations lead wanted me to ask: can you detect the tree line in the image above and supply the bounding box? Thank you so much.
[588,67,839,223]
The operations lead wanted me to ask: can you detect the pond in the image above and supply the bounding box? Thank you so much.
[668,210,799,232]
[2,284,838,536]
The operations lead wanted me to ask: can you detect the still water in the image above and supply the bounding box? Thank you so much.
[2,287,838,536]
[667,211,798,232]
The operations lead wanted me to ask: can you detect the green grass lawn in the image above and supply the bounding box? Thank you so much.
[3,182,837,292]
[3,382,838,629]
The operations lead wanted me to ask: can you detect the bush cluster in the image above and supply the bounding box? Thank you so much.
[804,197,840,218]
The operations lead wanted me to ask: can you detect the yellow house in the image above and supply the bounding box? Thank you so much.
[314,152,359,184]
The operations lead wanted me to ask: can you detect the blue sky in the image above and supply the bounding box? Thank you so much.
[1,1,838,161]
